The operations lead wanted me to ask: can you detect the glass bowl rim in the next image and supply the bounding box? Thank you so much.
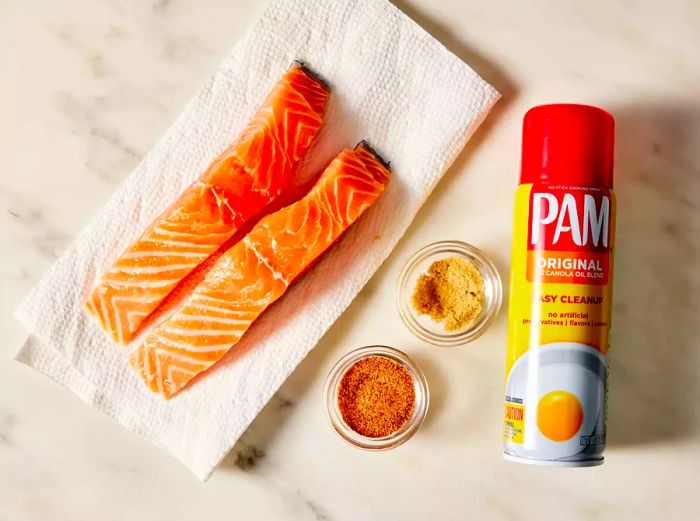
[396,240,503,347]
[323,345,429,450]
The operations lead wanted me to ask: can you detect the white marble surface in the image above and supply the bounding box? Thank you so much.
[1,0,699,519]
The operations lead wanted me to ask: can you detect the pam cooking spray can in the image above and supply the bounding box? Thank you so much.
[503,104,615,466]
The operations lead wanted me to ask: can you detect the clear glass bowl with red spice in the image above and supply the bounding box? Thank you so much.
[324,345,429,450]
[397,240,502,346]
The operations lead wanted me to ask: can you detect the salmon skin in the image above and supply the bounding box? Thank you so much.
[130,143,391,398]
[85,63,330,344]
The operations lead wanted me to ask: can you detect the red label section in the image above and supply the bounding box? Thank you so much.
[527,186,611,285]
[526,250,609,285]
[528,186,612,253]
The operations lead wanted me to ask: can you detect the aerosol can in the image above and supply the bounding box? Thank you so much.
[503,104,616,466]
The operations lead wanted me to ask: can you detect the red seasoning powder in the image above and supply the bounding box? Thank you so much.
[337,356,416,438]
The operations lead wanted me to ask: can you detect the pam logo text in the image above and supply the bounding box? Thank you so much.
[528,188,612,252]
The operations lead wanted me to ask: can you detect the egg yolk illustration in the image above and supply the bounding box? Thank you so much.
[537,391,583,442]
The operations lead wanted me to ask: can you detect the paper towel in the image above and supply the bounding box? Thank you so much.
[14,0,499,480]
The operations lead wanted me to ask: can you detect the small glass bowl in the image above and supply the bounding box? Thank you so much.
[396,240,502,346]
[324,345,429,450]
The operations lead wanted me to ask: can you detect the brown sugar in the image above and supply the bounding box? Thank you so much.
[337,356,415,438]
[412,257,484,331]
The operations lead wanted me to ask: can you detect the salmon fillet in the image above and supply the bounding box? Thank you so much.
[85,63,330,344]
[129,143,391,398]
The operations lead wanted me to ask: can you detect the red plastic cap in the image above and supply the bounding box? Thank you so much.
[520,104,615,188]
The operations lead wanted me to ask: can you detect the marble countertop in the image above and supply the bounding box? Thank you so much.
[2,0,699,519]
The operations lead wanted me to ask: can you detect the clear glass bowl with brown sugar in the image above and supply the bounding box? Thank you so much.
[397,241,502,347]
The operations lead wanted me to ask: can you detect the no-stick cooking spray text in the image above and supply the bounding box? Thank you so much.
[503,104,615,466]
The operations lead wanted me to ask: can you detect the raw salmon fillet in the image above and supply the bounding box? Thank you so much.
[85,63,330,344]
[130,143,391,398]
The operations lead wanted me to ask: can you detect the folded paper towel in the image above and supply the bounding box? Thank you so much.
[14,0,499,480]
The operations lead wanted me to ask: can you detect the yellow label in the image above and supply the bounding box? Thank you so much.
[504,403,525,444]
[503,183,615,458]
